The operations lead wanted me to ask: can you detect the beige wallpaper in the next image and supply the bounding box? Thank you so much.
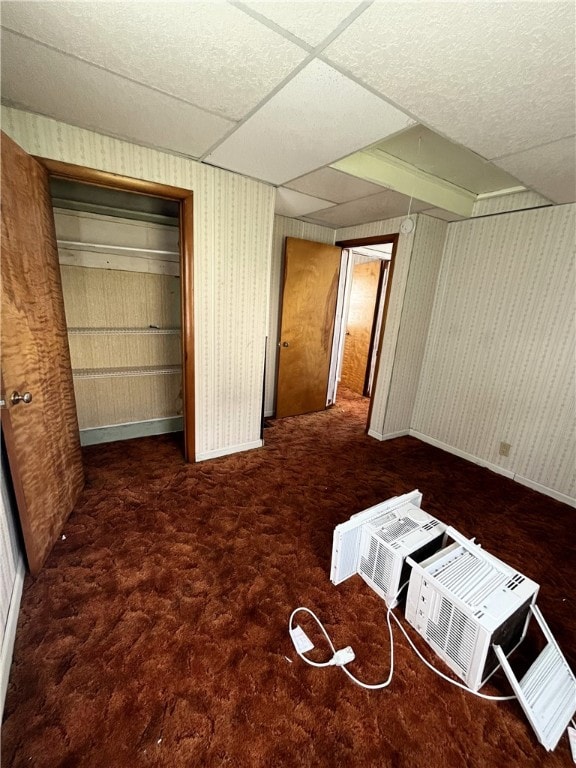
[412,204,576,501]
[382,215,447,436]
[74,375,183,429]
[2,106,275,459]
[266,215,336,415]
[60,266,181,329]
[334,217,416,438]
[472,190,551,217]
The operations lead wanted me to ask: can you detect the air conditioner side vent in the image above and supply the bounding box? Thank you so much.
[373,543,394,594]
[360,538,377,579]
[505,573,525,591]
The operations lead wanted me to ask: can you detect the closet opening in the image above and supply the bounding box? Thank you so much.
[39,160,195,461]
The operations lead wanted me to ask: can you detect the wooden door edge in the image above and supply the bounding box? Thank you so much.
[365,244,397,432]
[363,261,387,397]
[180,195,195,462]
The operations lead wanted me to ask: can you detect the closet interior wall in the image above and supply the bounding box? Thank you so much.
[52,186,183,446]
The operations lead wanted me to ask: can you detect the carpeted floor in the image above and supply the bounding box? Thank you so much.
[2,389,575,767]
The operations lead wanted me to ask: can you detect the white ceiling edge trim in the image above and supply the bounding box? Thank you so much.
[475,186,527,200]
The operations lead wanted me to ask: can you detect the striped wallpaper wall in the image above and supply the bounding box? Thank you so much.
[381,215,447,437]
[472,190,551,217]
[2,107,275,460]
[412,204,576,502]
[266,216,335,416]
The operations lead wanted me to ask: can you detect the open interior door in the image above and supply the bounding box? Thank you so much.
[340,260,383,395]
[276,237,341,418]
[1,132,84,575]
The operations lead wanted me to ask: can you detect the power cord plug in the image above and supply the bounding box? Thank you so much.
[329,646,356,666]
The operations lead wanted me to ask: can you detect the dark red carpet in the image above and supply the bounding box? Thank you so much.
[2,390,574,767]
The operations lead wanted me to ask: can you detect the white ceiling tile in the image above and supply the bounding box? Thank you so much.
[1,1,307,121]
[323,2,576,160]
[493,138,576,205]
[285,167,386,203]
[275,187,335,217]
[0,32,233,158]
[240,2,362,46]
[302,189,429,228]
[205,59,415,184]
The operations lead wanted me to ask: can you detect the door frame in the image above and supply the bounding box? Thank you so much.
[334,234,399,432]
[36,158,196,461]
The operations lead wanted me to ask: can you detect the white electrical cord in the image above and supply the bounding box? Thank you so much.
[289,583,517,700]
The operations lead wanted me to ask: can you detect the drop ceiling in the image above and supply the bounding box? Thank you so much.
[1,1,574,229]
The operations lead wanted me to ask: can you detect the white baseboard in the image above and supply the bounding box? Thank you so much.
[1,554,25,719]
[196,439,263,462]
[409,430,575,506]
[367,428,384,441]
[80,416,183,446]
[514,474,576,508]
[409,430,515,479]
[264,410,274,418]
[381,430,410,441]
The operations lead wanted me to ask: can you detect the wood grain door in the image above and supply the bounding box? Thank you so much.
[1,133,84,576]
[340,260,382,395]
[276,237,341,418]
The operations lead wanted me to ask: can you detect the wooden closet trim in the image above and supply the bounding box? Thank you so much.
[36,157,196,462]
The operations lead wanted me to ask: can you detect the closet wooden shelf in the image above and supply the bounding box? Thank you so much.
[73,365,181,380]
[68,327,180,335]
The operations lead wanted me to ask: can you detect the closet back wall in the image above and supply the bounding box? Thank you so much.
[55,208,183,444]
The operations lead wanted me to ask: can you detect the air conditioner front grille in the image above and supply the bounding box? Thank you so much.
[431,549,508,607]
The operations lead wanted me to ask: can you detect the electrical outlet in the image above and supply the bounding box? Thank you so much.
[499,442,511,457]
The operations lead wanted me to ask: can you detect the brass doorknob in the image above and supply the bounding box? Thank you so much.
[282,341,289,347]
[10,391,32,405]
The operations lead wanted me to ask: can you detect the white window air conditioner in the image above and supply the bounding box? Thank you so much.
[330,490,447,608]
[405,526,540,693]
